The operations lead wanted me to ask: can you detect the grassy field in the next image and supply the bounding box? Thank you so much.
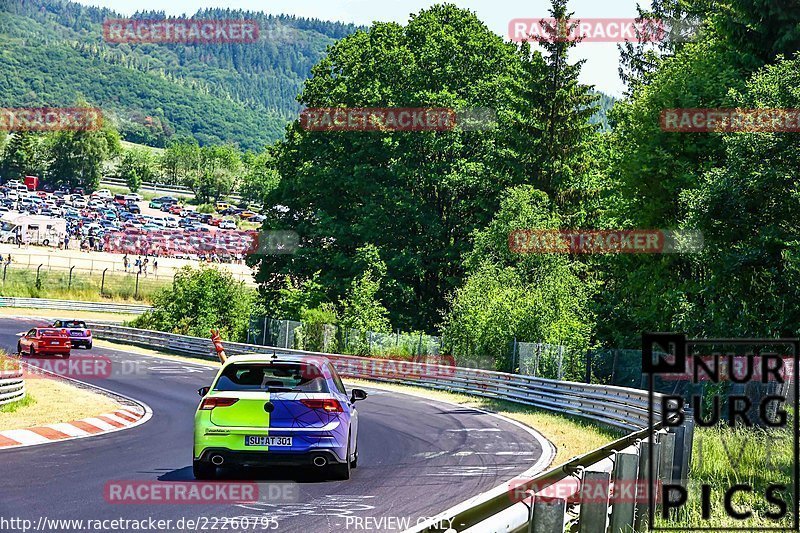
[657,422,795,529]
[0,266,167,303]
[0,354,121,428]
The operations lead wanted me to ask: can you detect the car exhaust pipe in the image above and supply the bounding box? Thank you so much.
[313,456,327,467]
[211,454,224,466]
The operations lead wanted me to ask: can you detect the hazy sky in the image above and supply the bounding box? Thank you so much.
[76,0,651,96]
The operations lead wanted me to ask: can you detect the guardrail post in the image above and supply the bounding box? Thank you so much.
[634,441,659,532]
[609,450,639,533]
[2,263,7,285]
[101,268,108,296]
[658,431,676,486]
[679,410,695,484]
[532,496,566,533]
[68,265,75,290]
[35,264,43,289]
[579,471,610,533]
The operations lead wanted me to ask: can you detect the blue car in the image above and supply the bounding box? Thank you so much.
[193,353,366,480]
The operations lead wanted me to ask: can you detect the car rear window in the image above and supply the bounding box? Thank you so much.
[214,363,328,393]
[38,329,63,336]
[62,321,87,328]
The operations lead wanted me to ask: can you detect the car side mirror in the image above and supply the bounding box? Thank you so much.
[350,389,368,403]
[198,386,210,397]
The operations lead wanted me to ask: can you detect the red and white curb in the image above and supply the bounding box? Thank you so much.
[0,406,149,449]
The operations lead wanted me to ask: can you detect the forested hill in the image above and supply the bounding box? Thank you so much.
[0,0,363,150]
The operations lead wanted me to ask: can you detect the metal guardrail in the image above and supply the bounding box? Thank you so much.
[87,323,693,533]
[0,368,25,406]
[101,177,243,203]
[0,297,152,315]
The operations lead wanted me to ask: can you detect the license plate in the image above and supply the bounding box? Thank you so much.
[50,341,60,345]
[244,436,292,447]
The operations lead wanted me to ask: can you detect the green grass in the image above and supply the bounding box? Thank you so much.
[0,393,35,413]
[104,184,161,202]
[0,266,168,303]
[657,422,795,529]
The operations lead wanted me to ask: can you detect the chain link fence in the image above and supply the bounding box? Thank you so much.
[246,315,442,358]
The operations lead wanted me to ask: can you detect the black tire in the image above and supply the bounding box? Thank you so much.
[42,239,49,246]
[351,445,358,469]
[193,461,216,480]
[62,352,70,359]
[86,342,92,350]
[331,436,352,480]
[16,341,23,356]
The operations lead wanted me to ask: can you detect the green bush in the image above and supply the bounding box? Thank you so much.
[132,265,258,342]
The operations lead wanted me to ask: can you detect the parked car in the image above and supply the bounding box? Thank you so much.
[219,219,237,230]
[17,327,71,357]
[92,189,112,200]
[126,201,141,214]
[148,199,163,209]
[51,320,92,349]
[209,218,222,227]
[124,193,142,202]
[169,205,183,215]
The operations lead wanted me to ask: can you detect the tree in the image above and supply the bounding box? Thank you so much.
[442,186,593,374]
[680,56,800,338]
[47,126,120,190]
[509,0,599,209]
[0,131,41,181]
[188,145,241,202]
[256,4,526,331]
[117,147,156,192]
[240,150,280,205]
[133,265,258,342]
[340,245,391,334]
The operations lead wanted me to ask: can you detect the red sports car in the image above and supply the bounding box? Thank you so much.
[17,328,72,357]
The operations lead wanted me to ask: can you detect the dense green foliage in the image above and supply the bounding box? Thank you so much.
[0,0,363,150]
[133,265,257,342]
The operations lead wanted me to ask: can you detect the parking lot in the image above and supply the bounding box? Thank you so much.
[0,182,267,266]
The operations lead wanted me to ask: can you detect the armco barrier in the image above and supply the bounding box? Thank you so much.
[87,323,693,533]
[0,367,25,406]
[0,297,151,315]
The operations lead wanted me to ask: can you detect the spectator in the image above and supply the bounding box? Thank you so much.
[63,234,70,250]
[123,254,129,272]
[152,259,158,277]
[5,253,11,264]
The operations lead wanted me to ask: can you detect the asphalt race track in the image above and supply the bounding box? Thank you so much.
[0,317,548,533]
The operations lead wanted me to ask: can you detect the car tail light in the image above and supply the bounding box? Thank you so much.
[200,397,239,410]
[300,399,343,412]
[85,330,91,336]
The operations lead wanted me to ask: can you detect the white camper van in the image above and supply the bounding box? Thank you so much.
[0,213,66,247]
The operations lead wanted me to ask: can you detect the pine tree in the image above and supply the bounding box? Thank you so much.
[509,0,598,218]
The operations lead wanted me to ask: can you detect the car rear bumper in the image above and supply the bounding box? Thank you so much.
[196,448,346,467]
[69,338,92,347]
[36,346,71,354]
